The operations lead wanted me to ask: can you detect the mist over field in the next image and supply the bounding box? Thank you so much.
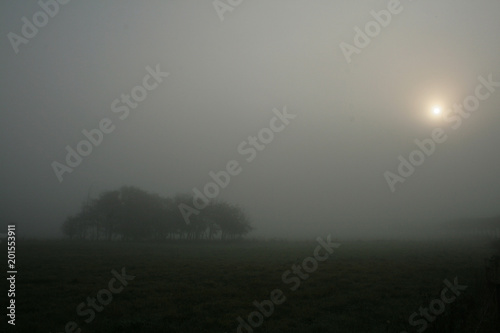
[1,1,500,332]
[1,0,500,241]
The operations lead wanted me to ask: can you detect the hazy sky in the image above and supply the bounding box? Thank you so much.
[1,0,500,239]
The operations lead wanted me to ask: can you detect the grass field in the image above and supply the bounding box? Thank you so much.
[2,238,499,333]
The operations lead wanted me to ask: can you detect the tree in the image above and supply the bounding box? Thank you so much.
[62,186,253,242]
[206,201,252,240]
[61,215,80,239]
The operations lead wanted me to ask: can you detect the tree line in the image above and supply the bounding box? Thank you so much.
[61,186,252,241]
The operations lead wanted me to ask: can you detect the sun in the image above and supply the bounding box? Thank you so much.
[422,96,449,122]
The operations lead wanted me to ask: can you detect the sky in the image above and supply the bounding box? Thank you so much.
[1,0,500,239]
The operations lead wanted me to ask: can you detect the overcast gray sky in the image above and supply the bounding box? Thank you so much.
[1,0,500,239]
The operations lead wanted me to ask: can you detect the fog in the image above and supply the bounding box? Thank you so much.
[1,0,500,240]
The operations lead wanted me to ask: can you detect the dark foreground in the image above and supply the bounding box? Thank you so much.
[2,238,499,333]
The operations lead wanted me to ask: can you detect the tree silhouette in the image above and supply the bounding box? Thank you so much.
[61,186,253,241]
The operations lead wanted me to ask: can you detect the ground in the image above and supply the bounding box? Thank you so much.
[2,238,499,332]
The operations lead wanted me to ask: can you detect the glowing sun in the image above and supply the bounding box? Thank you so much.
[432,106,442,115]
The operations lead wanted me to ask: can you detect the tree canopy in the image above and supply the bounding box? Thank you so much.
[61,186,252,241]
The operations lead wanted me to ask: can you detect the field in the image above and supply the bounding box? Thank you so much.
[2,238,500,333]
